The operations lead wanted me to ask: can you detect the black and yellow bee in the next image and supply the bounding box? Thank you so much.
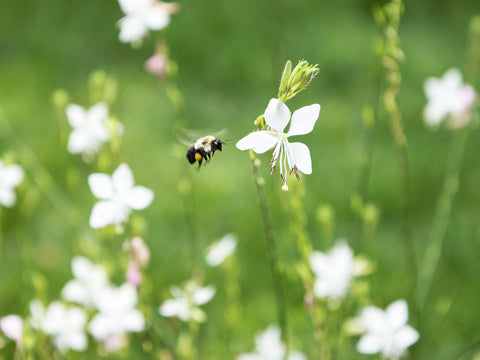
[183,132,226,168]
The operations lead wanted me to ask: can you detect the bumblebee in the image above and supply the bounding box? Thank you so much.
[186,135,225,168]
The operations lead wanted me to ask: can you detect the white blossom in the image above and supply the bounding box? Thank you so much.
[309,241,354,300]
[66,102,110,156]
[29,300,87,352]
[88,163,154,228]
[423,68,476,128]
[236,98,320,191]
[0,160,24,207]
[61,256,110,308]
[117,0,173,43]
[237,325,307,360]
[88,283,145,352]
[0,315,23,346]
[356,299,419,359]
[159,280,215,323]
[205,233,237,267]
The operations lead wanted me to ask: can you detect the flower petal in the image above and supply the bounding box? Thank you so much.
[118,16,148,43]
[356,333,383,354]
[124,186,154,210]
[88,174,114,200]
[264,98,291,132]
[2,165,24,188]
[393,325,419,350]
[360,306,387,333]
[144,6,170,30]
[236,131,278,153]
[66,104,86,128]
[287,104,320,136]
[118,0,152,14]
[89,201,117,228]
[112,163,134,193]
[289,142,312,174]
[193,285,216,305]
[386,299,408,331]
[88,102,108,123]
[0,315,23,344]
[0,189,16,207]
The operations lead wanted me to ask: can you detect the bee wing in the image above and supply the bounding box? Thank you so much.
[177,128,227,146]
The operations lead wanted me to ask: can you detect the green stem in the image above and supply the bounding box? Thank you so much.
[251,156,288,344]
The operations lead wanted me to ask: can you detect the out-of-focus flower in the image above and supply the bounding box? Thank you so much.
[61,256,110,308]
[0,160,24,208]
[145,53,169,78]
[205,233,237,267]
[159,280,215,323]
[423,68,477,128]
[237,325,306,360]
[0,315,23,346]
[89,283,145,352]
[66,102,110,156]
[126,261,142,287]
[309,241,355,300]
[124,237,150,267]
[356,299,419,359]
[117,0,179,44]
[29,300,87,352]
[88,163,154,229]
[236,98,320,191]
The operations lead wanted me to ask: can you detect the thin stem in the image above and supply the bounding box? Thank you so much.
[251,156,288,344]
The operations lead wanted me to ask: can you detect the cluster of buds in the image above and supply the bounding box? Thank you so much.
[123,237,150,287]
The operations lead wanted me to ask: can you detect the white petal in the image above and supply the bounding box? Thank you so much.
[443,68,463,89]
[361,306,387,333]
[61,280,88,305]
[0,189,16,207]
[144,6,170,30]
[112,163,134,193]
[264,98,291,132]
[236,131,278,153]
[0,315,23,343]
[121,310,145,332]
[288,142,312,174]
[66,104,86,128]
[124,186,154,210]
[88,314,110,340]
[193,285,216,305]
[2,165,24,188]
[393,325,419,350]
[67,130,97,154]
[88,102,108,124]
[89,201,117,228]
[237,354,261,360]
[71,256,91,279]
[159,298,189,320]
[386,299,408,331]
[88,173,114,200]
[287,104,320,136]
[288,351,307,360]
[309,251,329,277]
[118,0,152,14]
[118,16,148,43]
[357,333,383,354]
[62,332,87,351]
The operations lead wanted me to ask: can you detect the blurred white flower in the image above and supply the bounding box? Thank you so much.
[237,325,306,360]
[236,98,320,191]
[0,315,23,346]
[205,233,237,267]
[29,300,87,352]
[66,102,110,156]
[423,68,477,128]
[356,299,419,359]
[88,163,154,229]
[117,0,178,44]
[0,160,24,208]
[89,283,145,352]
[309,241,354,300]
[61,256,110,308]
[159,280,215,323]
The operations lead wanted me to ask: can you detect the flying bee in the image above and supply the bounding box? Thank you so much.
[180,130,227,169]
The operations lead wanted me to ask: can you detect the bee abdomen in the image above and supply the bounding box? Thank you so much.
[186,145,197,164]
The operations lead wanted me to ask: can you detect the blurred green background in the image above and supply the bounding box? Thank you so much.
[1,0,480,358]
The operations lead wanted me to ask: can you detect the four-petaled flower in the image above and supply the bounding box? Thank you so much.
[356,299,419,360]
[205,233,237,267]
[66,102,110,156]
[117,0,178,44]
[159,280,215,323]
[0,160,24,208]
[423,68,476,128]
[88,283,145,353]
[88,163,154,229]
[236,98,320,191]
[237,325,306,360]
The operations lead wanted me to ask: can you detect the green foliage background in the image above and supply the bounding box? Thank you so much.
[0,0,479,358]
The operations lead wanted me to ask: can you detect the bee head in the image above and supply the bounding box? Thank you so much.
[212,139,224,151]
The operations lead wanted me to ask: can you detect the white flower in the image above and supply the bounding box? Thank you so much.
[61,256,110,308]
[356,299,419,359]
[0,315,23,346]
[423,68,476,128]
[237,325,307,360]
[88,163,154,228]
[0,160,24,207]
[66,102,110,156]
[29,300,87,352]
[205,233,237,267]
[117,0,172,43]
[159,280,215,322]
[88,283,145,352]
[309,241,354,300]
[236,98,320,191]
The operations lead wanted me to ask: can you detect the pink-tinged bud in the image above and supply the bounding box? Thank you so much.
[0,315,23,347]
[145,54,168,78]
[129,237,150,267]
[126,262,142,288]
